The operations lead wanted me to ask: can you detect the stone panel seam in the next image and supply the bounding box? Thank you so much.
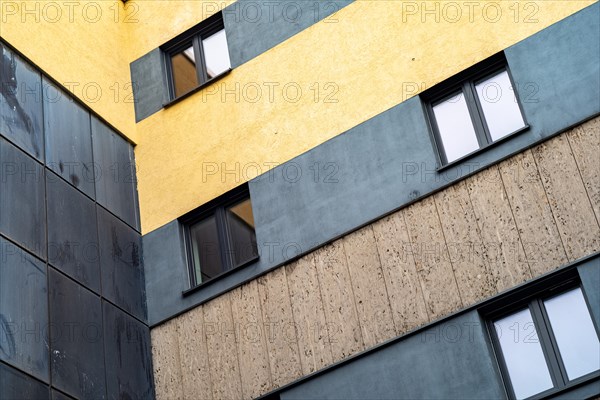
[339,238,367,353]
[369,225,401,336]
[431,195,465,309]
[495,165,535,279]
[565,133,600,230]
[400,210,433,323]
[529,145,574,262]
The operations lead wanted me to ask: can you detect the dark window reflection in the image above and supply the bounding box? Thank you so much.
[189,214,223,283]
[0,43,43,161]
[187,194,258,286]
[171,45,197,98]
[226,199,258,266]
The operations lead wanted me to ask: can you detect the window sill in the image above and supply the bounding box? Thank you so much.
[181,255,260,297]
[436,125,530,172]
[163,68,232,109]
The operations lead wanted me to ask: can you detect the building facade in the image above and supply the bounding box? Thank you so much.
[1,1,599,399]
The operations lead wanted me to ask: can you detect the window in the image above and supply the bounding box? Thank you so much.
[181,184,258,288]
[489,285,600,400]
[422,53,527,165]
[163,12,231,100]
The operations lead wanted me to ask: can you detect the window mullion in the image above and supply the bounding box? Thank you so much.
[194,35,208,84]
[463,81,490,146]
[215,207,234,270]
[529,299,567,388]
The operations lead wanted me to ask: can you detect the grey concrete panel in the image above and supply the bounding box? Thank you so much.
[143,220,190,325]
[578,257,600,332]
[130,49,167,122]
[97,206,146,322]
[43,79,95,198]
[103,301,154,400]
[0,362,49,400]
[0,44,44,161]
[506,2,600,140]
[48,267,106,400]
[46,170,100,293]
[0,237,49,383]
[224,0,354,68]
[280,311,505,400]
[91,117,139,230]
[0,137,46,259]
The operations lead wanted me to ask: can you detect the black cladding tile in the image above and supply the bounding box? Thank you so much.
[91,117,139,231]
[0,237,49,383]
[0,362,49,400]
[43,78,95,198]
[0,137,46,259]
[48,267,106,400]
[46,170,100,293]
[103,301,154,400]
[97,205,146,321]
[52,389,76,400]
[0,43,44,162]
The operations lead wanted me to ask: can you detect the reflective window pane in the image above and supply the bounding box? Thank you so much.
[432,92,480,163]
[226,199,258,266]
[171,45,197,97]
[544,288,600,380]
[494,309,554,399]
[202,30,231,79]
[476,70,526,141]
[190,215,223,283]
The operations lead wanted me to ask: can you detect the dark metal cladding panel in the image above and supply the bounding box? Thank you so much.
[43,78,95,198]
[0,44,44,162]
[0,362,49,400]
[97,206,146,322]
[48,267,106,400]
[91,117,139,231]
[46,170,100,293]
[102,301,154,400]
[0,137,46,259]
[52,389,75,400]
[0,237,49,383]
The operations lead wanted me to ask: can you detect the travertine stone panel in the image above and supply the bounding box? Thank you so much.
[314,241,364,362]
[499,150,568,276]
[466,167,532,292]
[342,226,396,347]
[372,213,430,334]
[533,135,600,261]
[151,319,184,400]
[230,281,273,399]
[177,305,213,400]
[257,268,303,387]
[203,293,243,400]
[285,255,334,375]
[403,197,463,320]
[566,117,600,224]
[434,181,495,305]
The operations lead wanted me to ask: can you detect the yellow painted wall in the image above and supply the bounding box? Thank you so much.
[134,0,596,234]
[0,0,233,143]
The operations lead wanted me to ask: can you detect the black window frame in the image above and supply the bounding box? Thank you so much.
[484,275,600,400]
[162,11,231,103]
[180,184,259,293]
[421,52,529,169]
